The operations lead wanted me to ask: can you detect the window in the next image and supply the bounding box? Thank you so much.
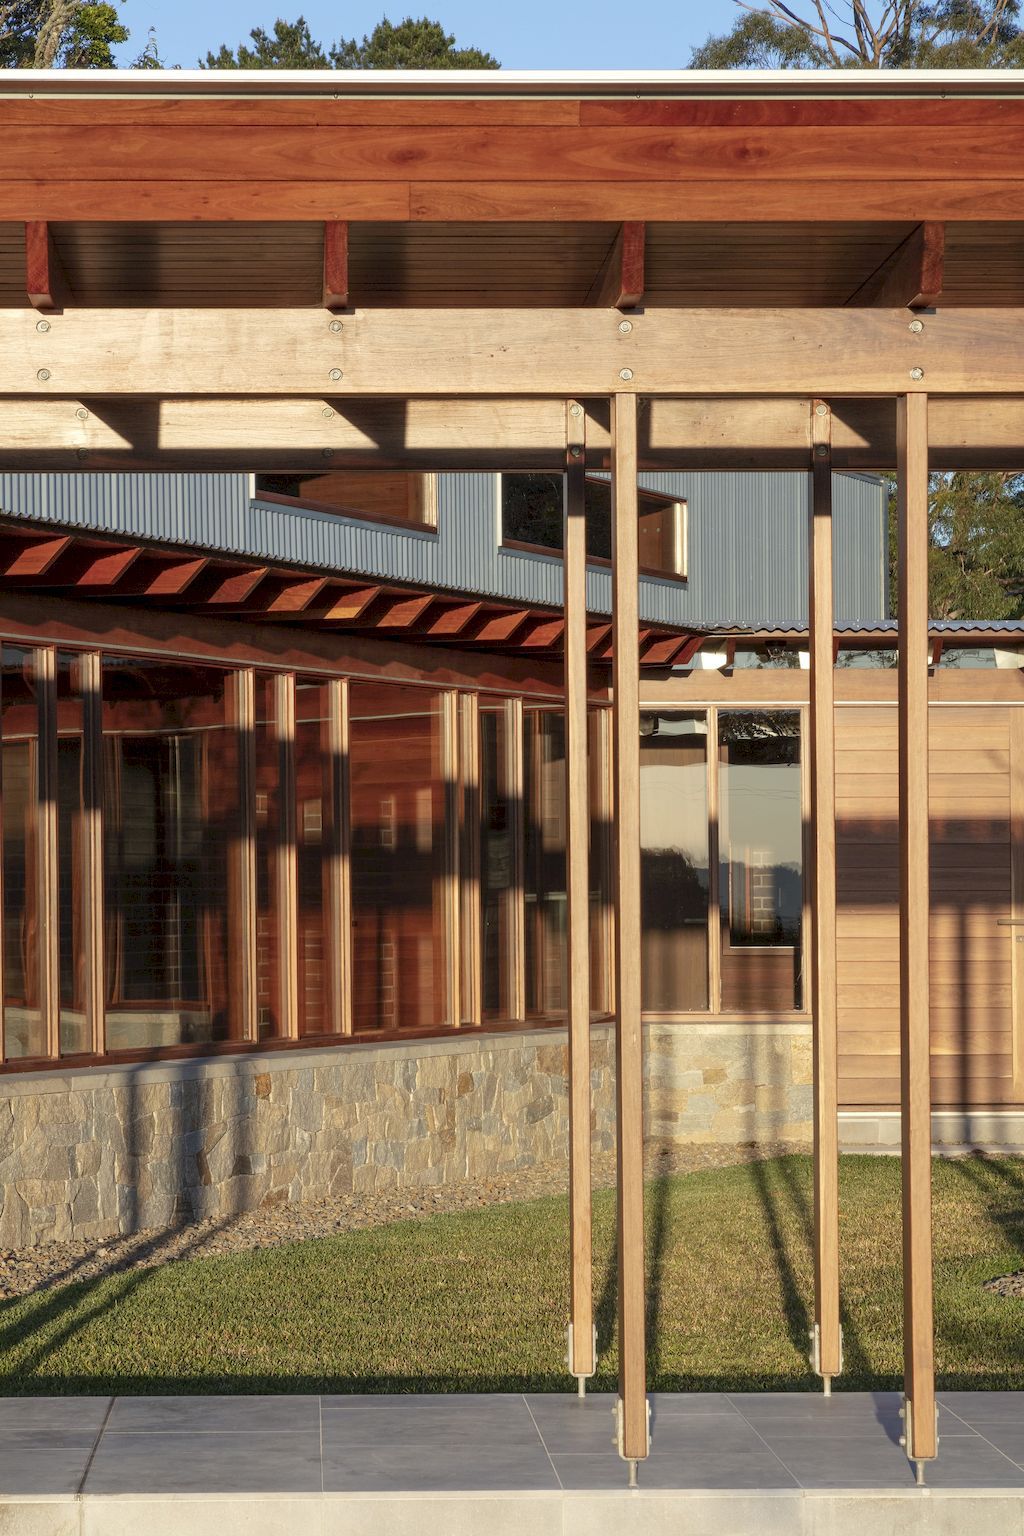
[501,473,687,580]
[349,683,447,1033]
[523,707,567,1017]
[640,712,710,1012]
[256,471,436,531]
[102,658,240,1050]
[718,712,803,1013]
[2,646,45,1059]
[480,702,515,1022]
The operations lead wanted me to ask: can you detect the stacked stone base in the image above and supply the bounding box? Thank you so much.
[0,1021,813,1249]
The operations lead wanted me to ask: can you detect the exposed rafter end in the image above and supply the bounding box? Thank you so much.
[586,222,645,310]
[25,221,71,313]
[323,221,349,311]
[845,221,945,311]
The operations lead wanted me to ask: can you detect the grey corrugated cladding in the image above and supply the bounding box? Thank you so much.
[0,469,886,627]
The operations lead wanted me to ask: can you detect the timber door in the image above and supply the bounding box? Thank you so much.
[837,703,1019,1109]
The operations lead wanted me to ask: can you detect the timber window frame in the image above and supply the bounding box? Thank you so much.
[255,471,440,535]
[498,472,689,583]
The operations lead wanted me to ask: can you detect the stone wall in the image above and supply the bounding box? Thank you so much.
[0,1021,813,1249]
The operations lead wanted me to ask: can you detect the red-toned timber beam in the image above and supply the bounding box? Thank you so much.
[846,221,944,309]
[586,222,645,310]
[323,221,349,310]
[25,221,71,311]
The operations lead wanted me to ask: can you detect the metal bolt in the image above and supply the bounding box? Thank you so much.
[814,403,828,417]
[328,368,343,382]
[322,406,334,419]
[815,445,828,458]
[570,446,582,459]
[75,449,88,461]
[329,319,343,333]
[569,403,583,417]
[75,407,89,421]
[910,366,925,381]
[618,319,633,334]
[36,368,50,382]
[619,368,634,382]
[908,318,924,334]
[321,448,335,459]
[36,319,50,333]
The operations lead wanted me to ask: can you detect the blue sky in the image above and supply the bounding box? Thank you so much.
[113,1,739,70]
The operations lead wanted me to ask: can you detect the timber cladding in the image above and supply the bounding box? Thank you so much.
[837,703,1021,1110]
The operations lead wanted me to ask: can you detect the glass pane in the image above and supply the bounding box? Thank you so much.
[588,708,612,1014]
[256,471,432,528]
[296,680,334,1036]
[719,711,803,1012]
[102,658,239,1049]
[640,711,709,1012]
[349,683,446,1033]
[480,702,513,1021]
[254,676,282,1041]
[524,708,566,1017]
[57,653,88,1056]
[2,646,44,1059]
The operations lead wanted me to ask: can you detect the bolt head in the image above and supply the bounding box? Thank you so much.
[75,449,88,461]
[815,445,828,458]
[328,368,343,382]
[36,368,50,382]
[618,319,633,333]
[908,318,924,334]
[909,366,925,381]
[619,367,634,382]
[570,446,582,459]
[36,319,50,333]
[329,319,343,333]
[75,407,89,421]
[569,403,583,417]
[321,448,335,459]
[322,406,334,419]
[814,403,828,417]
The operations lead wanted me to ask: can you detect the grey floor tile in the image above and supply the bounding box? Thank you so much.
[322,1442,559,1493]
[0,1429,104,1496]
[82,1429,322,1494]
[939,1392,1024,1424]
[322,1392,525,1411]
[0,1396,110,1434]
[923,1437,1024,1489]
[105,1394,319,1435]
[554,1447,799,1490]
[523,1398,618,1455]
[320,1396,541,1451]
[960,1425,1024,1466]
[647,1392,741,1416]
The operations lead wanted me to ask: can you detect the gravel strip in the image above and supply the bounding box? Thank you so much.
[0,1141,802,1302]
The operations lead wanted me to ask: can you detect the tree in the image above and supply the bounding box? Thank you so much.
[886,473,1024,621]
[0,0,127,67]
[691,1,1024,69]
[206,14,498,70]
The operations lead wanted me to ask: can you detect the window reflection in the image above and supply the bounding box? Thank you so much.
[349,683,446,1033]
[296,680,333,1036]
[524,708,566,1017]
[101,659,238,1049]
[480,703,514,1021]
[719,711,803,1012]
[57,653,89,1056]
[2,646,44,1059]
[640,712,709,1012]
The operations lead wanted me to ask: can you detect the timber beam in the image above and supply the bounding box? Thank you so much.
[25,221,71,312]
[4,394,1024,471]
[846,222,945,310]
[586,222,645,309]
[4,307,1024,398]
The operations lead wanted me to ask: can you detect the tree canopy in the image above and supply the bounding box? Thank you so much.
[0,0,127,67]
[205,14,498,70]
[887,474,1024,621]
[691,1,1024,69]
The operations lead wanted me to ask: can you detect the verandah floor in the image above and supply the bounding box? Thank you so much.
[2,1156,1024,1396]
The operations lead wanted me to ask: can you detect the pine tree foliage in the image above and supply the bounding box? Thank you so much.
[205,14,498,70]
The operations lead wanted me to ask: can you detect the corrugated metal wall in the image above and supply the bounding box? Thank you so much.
[0,469,887,627]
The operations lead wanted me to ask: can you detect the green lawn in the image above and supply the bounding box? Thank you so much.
[1,1154,1023,1395]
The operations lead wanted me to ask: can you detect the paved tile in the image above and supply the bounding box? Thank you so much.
[83,1429,323,1494]
[553,1445,799,1490]
[0,1429,101,1495]
[106,1394,319,1434]
[320,1395,541,1451]
[321,1442,559,1493]
[923,1436,1024,1488]
[647,1392,741,1417]
[959,1424,1024,1467]
[939,1391,1024,1424]
[322,1391,526,1411]
[0,1396,110,1434]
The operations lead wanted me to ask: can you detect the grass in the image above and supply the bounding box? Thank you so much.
[1,1154,1024,1395]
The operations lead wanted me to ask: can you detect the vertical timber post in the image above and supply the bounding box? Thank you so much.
[80,651,105,1058]
[565,399,595,1390]
[897,391,937,1478]
[611,392,649,1478]
[809,401,842,1391]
